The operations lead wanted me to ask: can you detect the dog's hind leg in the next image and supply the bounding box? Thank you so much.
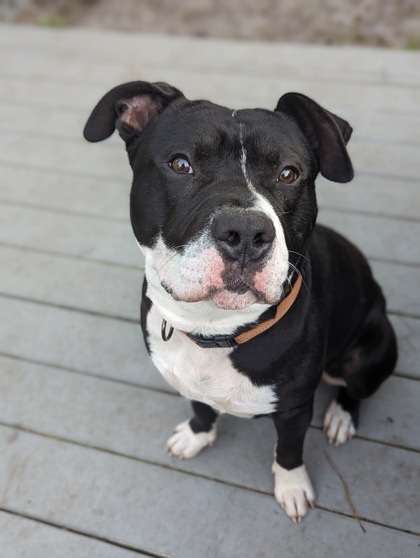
[166,401,218,459]
[324,307,397,446]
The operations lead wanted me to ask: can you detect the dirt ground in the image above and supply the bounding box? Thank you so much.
[2,0,420,48]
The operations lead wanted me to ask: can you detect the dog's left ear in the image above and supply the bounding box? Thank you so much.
[275,93,354,183]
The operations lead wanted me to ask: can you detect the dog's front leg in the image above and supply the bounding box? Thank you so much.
[272,398,315,523]
[166,401,218,459]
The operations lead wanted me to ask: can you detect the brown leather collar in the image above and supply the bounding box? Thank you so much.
[161,275,303,349]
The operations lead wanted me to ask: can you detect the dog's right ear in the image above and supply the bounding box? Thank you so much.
[83,81,184,144]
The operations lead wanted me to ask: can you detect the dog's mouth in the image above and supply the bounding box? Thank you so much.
[161,275,269,310]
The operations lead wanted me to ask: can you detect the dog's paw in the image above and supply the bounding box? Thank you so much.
[272,462,315,523]
[323,400,356,447]
[165,420,217,459]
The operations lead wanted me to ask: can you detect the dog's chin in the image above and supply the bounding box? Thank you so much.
[169,286,274,310]
[211,289,259,310]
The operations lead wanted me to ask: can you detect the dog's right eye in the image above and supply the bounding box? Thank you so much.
[169,157,193,175]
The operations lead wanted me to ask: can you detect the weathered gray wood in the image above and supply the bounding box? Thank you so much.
[0,512,147,558]
[0,245,143,320]
[3,65,420,121]
[0,355,418,457]
[318,209,420,265]
[1,24,420,87]
[0,203,139,268]
[0,297,166,387]
[0,425,418,556]
[370,260,420,318]
[316,174,420,221]
[0,164,128,220]
[390,315,420,379]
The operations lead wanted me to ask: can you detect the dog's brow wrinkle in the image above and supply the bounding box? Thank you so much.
[239,122,255,194]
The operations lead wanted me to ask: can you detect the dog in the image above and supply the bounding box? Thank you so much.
[83,81,398,523]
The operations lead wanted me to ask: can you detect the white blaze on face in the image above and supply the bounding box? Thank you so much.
[239,124,290,302]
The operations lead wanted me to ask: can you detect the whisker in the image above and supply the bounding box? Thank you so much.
[148,244,190,284]
[288,261,309,294]
[289,250,310,263]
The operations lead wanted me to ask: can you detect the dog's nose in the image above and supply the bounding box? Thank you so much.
[211,211,275,263]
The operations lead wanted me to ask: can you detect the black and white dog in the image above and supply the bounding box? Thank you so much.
[84,82,397,523]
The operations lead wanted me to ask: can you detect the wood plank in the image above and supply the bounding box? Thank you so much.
[0,164,128,220]
[0,512,147,558]
[316,174,420,221]
[0,245,143,320]
[318,209,420,266]
[2,69,420,121]
[390,315,420,379]
[0,355,418,457]
[0,425,418,556]
[0,135,128,182]
[0,203,139,268]
[1,24,420,87]
[0,297,166,388]
[0,245,418,324]
[370,260,420,318]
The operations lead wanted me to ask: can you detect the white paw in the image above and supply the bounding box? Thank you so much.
[323,400,356,447]
[165,420,217,459]
[272,462,315,523]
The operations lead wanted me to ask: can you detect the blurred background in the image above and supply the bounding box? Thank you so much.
[2,0,420,48]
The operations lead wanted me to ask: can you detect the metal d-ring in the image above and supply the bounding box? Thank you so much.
[161,319,174,342]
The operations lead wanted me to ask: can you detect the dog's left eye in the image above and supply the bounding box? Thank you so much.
[169,157,193,175]
[277,166,299,184]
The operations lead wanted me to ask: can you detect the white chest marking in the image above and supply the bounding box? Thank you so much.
[146,305,277,418]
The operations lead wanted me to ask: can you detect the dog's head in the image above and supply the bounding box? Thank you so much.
[84,81,353,311]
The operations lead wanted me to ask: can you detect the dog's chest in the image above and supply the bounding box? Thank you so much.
[146,305,277,418]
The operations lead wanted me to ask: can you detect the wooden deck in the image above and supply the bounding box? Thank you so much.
[0,24,419,557]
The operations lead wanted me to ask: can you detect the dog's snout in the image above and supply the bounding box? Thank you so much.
[212,211,275,263]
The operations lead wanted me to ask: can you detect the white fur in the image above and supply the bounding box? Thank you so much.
[322,371,347,387]
[239,123,290,302]
[146,304,277,418]
[272,462,316,523]
[323,400,356,446]
[143,251,271,336]
[166,420,217,459]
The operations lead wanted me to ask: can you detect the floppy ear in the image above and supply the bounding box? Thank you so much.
[83,81,184,144]
[275,93,354,183]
